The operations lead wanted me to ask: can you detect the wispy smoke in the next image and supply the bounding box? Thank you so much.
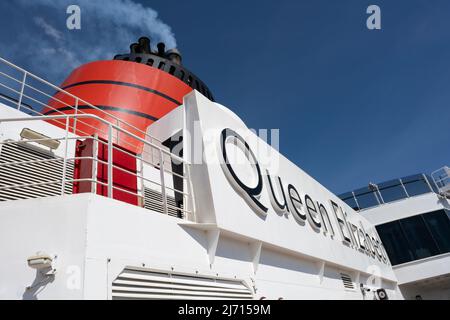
[3,0,176,83]
[33,17,63,41]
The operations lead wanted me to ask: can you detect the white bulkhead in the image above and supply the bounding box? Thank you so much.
[0,90,402,299]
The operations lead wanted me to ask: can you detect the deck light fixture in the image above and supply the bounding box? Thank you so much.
[20,128,60,150]
[27,252,53,270]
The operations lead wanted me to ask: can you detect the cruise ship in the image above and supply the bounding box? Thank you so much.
[339,168,450,299]
[0,37,401,300]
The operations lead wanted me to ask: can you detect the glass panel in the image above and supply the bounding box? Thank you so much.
[338,192,359,211]
[425,174,440,193]
[422,210,450,253]
[354,187,379,209]
[378,179,407,203]
[431,168,450,189]
[400,215,439,260]
[402,174,432,197]
[377,221,415,265]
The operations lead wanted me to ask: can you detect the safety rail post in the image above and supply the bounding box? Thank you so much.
[423,174,434,193]
[116,119,120,145]
[352,191,360,211]
[17,72,27,111]
[107,124,113,198]
[159,148,168,215]
[399,178,410,198]
[73,98,78,134]
[139,153,145,208]
[60,115,70,195]
[92,133,98,194]
[375,185,384,204]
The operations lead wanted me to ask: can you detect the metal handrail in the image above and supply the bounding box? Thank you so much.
[0,56,166,164]
[0,114,184,163]
[0,56,163,144]
[0,114,194,220]
[0,56,194,219]
[0,79,108,140]
[341,174,438,212]
[0,133,187,185]
[431,167,450,193]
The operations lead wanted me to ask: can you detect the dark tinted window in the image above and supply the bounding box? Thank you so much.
[423,210,450,253]
[377,221,415,265]
[401,215,439,260]
[377,210,450,265]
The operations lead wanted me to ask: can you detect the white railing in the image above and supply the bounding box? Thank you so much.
[340,173,437,211]
[0,114,195,221]
[0,56,195,221]
[431,166,450,196]
[0,56,162,151]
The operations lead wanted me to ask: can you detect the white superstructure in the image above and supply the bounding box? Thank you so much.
[339,171,450,299]
[0,57,401,300]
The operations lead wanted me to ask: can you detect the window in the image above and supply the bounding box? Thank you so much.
[377,221,415,265]
[402,174,432,197]
[354,187,380,209]
[422,210,450,253]
[378,179,407,203]
[400,215,439,260]
[377,210,450,265]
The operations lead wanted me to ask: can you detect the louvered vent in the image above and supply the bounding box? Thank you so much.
[112,267,254,300]
[143,187,183,218]
[0,142,74,201]
[340,273,355,290]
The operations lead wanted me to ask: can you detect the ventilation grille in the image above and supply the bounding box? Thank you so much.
[340,273,355,290]
[0,143,74,201]
[143,187,183,218]
[112,268,253,300]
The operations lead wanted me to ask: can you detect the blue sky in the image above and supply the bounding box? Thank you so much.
[1,0,449,194]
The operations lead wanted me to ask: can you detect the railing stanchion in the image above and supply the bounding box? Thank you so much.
[159,149,168,215]
[17,72,27,110]
[140,154,145,208]
[0,112,194,220]
[116,119,119,145]
[107,125,113,198]
[73,98,78,134]
[60,116,70,195]
[399,178,409,198]
[375,185,384,204]
[423,174,434,193]
[92,133,98,194]
[352,191,360,211]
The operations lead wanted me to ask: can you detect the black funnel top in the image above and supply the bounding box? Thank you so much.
[113,37,214,101]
